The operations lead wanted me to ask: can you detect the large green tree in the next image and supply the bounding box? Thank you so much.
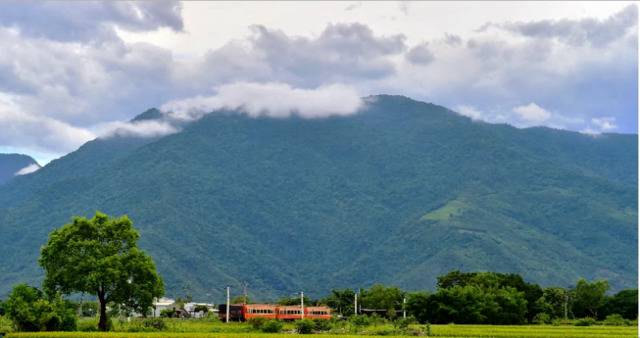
[39,212,164,331]
[572,278,609,318]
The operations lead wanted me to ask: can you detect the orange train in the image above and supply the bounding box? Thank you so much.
[218,304,331,321]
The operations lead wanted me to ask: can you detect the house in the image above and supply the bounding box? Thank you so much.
[184,302,216,318]
[152,297,176,317]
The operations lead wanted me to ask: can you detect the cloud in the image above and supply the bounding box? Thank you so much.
[512,103,551,123]
[0,5,636,160]
[484,4,637,47]
[405,43,435,65]
[194,23,406,89]
[454,105,484,120]
[14,163,40,176]
[0,1,183,42]
[591,117,617,132]
[98,119,179,139]
[162,82,363,120]
[0,93,95,154]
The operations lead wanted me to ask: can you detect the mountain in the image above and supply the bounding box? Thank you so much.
[0,96,636,301]
[0,153,40,185]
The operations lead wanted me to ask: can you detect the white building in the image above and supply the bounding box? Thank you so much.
[152,297,176,317]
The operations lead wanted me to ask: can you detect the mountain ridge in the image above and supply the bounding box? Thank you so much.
[0,95,636,300]
[0,153,40,185]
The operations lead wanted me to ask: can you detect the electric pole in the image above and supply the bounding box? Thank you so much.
[226,286,230,323]
[354,291,358,316]
[241,281,248,305]
[403,297,407,319]
[300,291,305,319]
[564,290,568,320]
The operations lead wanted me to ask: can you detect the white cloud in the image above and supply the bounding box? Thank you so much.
[591,116,617,131]
[454,105,484,120]
[512,103,552,124]
[0,3,635,160]
[0,93,95,154]
[162,82,363,120]
[97,119,179,139]
[14,163,40,176]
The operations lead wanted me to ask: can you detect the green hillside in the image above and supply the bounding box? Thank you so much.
[0,153,39,185]
[0,96,636,301]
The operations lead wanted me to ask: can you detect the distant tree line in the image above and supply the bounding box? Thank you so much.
[320,271,637,324]
[0,212,636,332]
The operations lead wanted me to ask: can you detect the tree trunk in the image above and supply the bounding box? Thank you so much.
[98,289,108,331]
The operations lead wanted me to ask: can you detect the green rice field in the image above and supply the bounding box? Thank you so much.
[5,324,638,338]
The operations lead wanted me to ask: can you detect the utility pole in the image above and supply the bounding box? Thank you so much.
[241,281,248,305]
[564,290,569,320]
[300,291,305,320]
[354,291,358,316]
[226,286,230,323]
[403,297,407,319]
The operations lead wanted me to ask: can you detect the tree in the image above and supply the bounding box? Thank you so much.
[536,287,570,319]
[321,289,355,316]
[39,212,164,331]
[572,278,608,318]
[406,292,430,323]
[4,284,76,331]
[601,289,638,320]
[360,284,404,318]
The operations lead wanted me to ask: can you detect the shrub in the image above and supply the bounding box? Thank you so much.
[260,320,283,333]
[77,319,99,332]
[247,317,267,330]
[0,315,13,333]
[349,314,371,327]
[4,284,77,332]
[313,319,332,331]
[295,318,315,334]
[159,308,175,318]
[142,317,166,330]
[532,312,552,324]
[603,314,627,326]
[574,317,596,326]
[394,316,416,329]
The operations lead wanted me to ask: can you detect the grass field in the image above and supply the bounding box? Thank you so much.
[5,324,638,338]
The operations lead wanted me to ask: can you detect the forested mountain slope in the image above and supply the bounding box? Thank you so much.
[0,153,39,185]
[0,96,635,300]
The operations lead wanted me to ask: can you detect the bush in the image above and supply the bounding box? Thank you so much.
[248,317,267,330]
[4,284,77,332]
[77,318,99,332]
[349,314,371,327]
[313,319,332,331]
[142,318,166,330]
[260,320,283,333]
[295,318,315,334]
[574,317,597,326]
[159,308,175,318]
[394,316,416,329]
[532,312,552,324]
[0,315,13,333]
[603,314,628,326]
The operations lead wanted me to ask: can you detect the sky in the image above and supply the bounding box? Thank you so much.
[0,1,637,165]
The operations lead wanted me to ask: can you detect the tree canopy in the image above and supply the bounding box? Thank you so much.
[39,212,163,331]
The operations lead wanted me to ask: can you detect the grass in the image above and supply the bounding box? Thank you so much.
[420,200,467,221]
[4,321,638,338]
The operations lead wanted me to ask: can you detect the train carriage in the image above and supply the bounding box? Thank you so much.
[305,306,331,320]
[243,304,277,320]
[276,305,305,321]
